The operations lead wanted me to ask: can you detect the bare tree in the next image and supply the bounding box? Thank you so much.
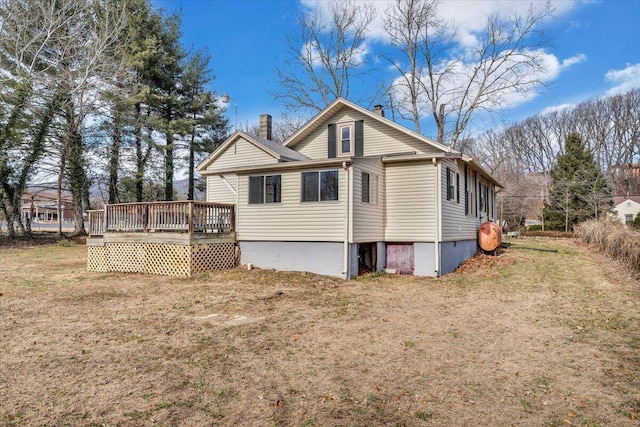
[0,0,79,237]
[385,0,553,148]
[274,0,377,115]
[383,0,445,134]
[241,112,307,144]
[51,0,128,235]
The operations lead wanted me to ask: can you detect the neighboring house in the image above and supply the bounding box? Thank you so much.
[611,196,640,226]
[197,98,501,279]
[20,191,74,223]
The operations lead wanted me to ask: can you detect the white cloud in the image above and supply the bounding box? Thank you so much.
[561,53,587,69]
[390,50,586,118]
[302,0,578,44]
[300,0,585,115]
[605,63,640,95]
[300,40,370,69]
[540,103,577,115]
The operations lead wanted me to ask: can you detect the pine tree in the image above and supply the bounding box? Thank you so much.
[543,132,612,231]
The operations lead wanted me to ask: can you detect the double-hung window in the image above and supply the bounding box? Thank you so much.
[446,167,456,201]
[302,170,339,202]
[339,125,352,156]
[249,175,281,204]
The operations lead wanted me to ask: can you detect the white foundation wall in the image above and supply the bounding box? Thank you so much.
[240,241,347,278]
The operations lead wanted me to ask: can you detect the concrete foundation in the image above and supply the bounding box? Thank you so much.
[439,239,478,275]
[239,239,478,279]
[240,241,347,278]
[414,242,437,277]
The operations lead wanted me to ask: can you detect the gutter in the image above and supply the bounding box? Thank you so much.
[381,152,461,164]
[200,158,352,176]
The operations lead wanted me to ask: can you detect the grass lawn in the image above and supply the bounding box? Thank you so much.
[0,238,638,426]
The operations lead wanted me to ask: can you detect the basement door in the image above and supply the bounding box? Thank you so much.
[385,243,414,274]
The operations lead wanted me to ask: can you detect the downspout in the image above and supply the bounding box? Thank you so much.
[342,161,350,278]
[433,157,441,276]
[235,175,240,240]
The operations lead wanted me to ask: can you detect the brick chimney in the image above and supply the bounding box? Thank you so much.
[373,104,385,117]
[260,114,272,141]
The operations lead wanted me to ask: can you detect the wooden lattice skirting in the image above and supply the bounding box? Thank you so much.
[87,241,238,277]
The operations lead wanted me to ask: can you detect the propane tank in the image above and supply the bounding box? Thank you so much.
[478,221,502,254]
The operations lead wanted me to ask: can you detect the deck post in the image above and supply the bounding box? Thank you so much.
[188,202,194,234]
[143,204,148,231]
[103,205,108,233]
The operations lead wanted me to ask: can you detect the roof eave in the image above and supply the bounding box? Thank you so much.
[200,157,352,176]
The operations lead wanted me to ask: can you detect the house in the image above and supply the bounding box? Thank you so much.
[20,191,74,223]
[611,196,640,226]
[197,98,501,279]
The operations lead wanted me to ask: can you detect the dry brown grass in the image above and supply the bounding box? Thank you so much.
[578,220,640,275]
[1,238,639,426]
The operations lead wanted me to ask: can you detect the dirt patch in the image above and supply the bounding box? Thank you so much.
[0,239,638,426]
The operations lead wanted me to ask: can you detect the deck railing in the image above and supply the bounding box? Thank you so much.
[87,201,235,237]
[87,210,105,236]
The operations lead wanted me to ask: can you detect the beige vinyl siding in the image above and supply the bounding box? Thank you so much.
[384,162,436,241]
[352,158,384,242]
[615,199,640,224]
[206,137,277,172]
[237,168,346,241]
[206,174,237,204]
[295,106,444,160]
[441,159,478,241]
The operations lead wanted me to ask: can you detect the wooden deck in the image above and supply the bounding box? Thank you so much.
[88,201,235,236]
[86,201,238,277]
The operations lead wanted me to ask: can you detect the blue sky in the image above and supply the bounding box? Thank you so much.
[152,0,640,139]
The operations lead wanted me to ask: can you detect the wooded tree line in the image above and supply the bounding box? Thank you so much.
[467,89,639,230]
[0,0,228,237]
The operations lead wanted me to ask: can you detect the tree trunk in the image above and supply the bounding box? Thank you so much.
[135,103,144,202]
[108,108,121,204]
[437,104,445,146]
[57,144,68,237]
[188,118,196,201]
[165,131,174,201]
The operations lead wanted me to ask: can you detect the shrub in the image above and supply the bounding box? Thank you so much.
[578,219,640,274]
[527,225,542,232]
[633,214,640,229]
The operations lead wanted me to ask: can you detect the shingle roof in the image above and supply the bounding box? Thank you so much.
[255,137,310,161]
[613,195,640,206]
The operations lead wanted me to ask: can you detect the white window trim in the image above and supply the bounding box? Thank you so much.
[338,123,353,156]
[301,169,340,203]
[361,172,378,205]
[248,174,282,205]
